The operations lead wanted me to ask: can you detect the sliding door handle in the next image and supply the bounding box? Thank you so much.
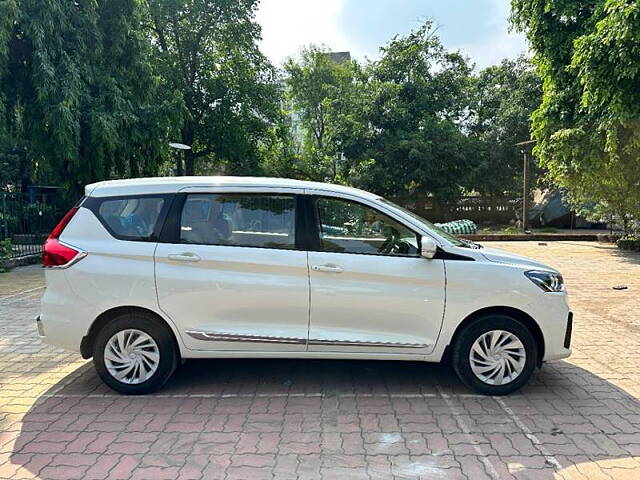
[311,264,343,273]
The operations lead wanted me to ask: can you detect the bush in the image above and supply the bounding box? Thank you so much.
[617,237,640,252]
[0,238,12,260]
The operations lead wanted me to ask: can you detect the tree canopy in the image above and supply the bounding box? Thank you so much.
[511,0,640,230]
[0,0,174,197]
[144,0,281,176]
[466,56,542,197]
[281,23,541,206]
[0,3,550,217]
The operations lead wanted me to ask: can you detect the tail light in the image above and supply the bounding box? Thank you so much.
[42,206,86,268]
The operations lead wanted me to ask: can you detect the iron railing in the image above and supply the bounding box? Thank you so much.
[1,192,65,259]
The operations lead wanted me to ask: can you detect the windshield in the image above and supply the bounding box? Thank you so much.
[379,198,466,247]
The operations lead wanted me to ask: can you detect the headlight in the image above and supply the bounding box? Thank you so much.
[525,270,565,292]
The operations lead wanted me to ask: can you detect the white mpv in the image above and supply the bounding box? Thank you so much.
[38,177,572,395]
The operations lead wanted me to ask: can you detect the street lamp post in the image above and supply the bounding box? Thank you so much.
[169,142,191,176]
[515,140,536,232]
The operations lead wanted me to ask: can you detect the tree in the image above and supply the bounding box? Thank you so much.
[0,0,174,197]
[511,0,640,232]
[284,47,361,182]
[282,23,481,207]
[354,22,476,206]
[467,56,542,197]
[144,0,281,176]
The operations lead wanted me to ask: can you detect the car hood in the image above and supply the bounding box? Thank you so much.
[478,246,557,272]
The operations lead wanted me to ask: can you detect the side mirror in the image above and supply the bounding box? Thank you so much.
[420,236,437,259]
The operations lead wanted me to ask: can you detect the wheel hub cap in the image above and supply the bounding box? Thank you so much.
[469,330,526,386]
[104,329,160,384]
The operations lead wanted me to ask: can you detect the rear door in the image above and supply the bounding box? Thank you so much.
[306,193,445,354]
[155,187,310,352]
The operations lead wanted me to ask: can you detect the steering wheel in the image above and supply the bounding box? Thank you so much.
[379,233,400,254]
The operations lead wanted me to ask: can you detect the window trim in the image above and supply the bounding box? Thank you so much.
[309,195,422,258]
[84,194,174,242]
[160,191,301,251]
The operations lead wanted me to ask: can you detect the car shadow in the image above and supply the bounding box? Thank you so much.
[8,358,640,479]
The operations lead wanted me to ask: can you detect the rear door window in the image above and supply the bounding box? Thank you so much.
[96,196,166,240]
[179,194,296,249]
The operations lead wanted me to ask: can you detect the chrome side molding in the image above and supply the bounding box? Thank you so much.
[309,338,427,348]
[186,330,427,349]
[186,330,306,344]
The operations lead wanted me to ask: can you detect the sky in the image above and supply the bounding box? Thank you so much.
[256,0,528,70]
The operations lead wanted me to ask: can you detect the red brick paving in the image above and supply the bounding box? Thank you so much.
[0,242,639,478]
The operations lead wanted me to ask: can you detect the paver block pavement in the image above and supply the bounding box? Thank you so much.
[0,242,639,478]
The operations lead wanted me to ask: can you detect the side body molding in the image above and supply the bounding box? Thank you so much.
[185,330,428,349]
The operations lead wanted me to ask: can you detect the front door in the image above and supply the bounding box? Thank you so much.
[307,194,445,354]
[155,190,309,351]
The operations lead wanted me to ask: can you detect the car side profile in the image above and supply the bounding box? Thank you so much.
[38,177,572,395]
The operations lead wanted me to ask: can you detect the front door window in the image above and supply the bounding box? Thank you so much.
[316,197,419,256]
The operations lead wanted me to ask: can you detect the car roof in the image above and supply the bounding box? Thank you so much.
[85,176,379,200]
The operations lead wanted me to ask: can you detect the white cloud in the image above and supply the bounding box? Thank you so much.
[256,0,354,66]
[255,0,529,70]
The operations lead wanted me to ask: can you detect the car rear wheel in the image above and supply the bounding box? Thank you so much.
[93,313,177,394]
[452,314,538,395]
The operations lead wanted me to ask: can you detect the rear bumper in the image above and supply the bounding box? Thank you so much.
[38,274,89,353]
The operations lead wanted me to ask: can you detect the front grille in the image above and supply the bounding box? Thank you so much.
[564,312,573,348]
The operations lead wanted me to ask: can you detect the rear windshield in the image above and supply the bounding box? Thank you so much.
[96,196,166,240]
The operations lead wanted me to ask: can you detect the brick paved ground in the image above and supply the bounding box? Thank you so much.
[0,241,639,479]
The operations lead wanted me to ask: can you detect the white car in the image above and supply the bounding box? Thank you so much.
[38,177,572,395]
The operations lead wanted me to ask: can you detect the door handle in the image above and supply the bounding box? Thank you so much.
[311,264,343,273]
[168,252,201,262]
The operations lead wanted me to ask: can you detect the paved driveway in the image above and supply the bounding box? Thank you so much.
[0,241,639,479]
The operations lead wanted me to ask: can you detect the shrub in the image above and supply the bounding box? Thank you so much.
[617,236,640,252]
[0,238,12,259]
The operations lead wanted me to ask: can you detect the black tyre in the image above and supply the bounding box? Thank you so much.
[452,314,538,395]
[93,313,178,395]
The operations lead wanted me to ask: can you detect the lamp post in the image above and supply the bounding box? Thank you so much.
[169,142,191,176]
[515,140,536,232]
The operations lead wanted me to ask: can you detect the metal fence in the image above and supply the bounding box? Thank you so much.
[1,192,65,259]
[400,196,520,224]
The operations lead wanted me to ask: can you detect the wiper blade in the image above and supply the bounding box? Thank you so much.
[460,238,482,249]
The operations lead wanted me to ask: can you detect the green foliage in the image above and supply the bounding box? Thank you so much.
[0,0,177,197]
[511,0,640,232]
[356,24,475,204]
[467,56,542,196]
[617,236,640,251]
[0,238,11,259]
[144,0,281,176]
[284,46,363,182]
[282,22,499,207]
[0,3,546,213]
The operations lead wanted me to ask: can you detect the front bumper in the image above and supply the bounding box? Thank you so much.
[525,292,572,361]
[564,312,573,349]
[36,315,45,337]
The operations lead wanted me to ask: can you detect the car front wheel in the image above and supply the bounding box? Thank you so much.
[93,313,178,394]
[452,314,538,395]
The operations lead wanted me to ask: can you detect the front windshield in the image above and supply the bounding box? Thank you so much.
[379,198,466,247]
